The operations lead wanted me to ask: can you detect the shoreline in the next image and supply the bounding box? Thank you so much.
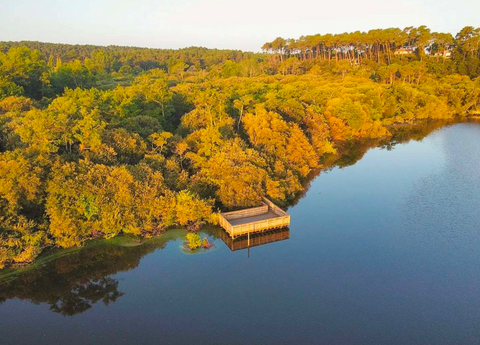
[2,117,474,271]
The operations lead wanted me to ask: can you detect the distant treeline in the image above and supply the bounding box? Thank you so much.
[0,42,262,99]
[262,26,480,77]
[0,41,254,71]
[1,26,480,101]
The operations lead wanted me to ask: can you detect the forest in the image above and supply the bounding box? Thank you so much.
[1,25,480,268]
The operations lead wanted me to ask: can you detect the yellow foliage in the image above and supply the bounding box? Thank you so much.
[2,47,480,268]
[175,190,213,229]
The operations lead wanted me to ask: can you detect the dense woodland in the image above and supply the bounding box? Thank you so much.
[1,26,480,268]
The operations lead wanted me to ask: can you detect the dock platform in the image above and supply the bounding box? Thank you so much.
[219,198,290,239]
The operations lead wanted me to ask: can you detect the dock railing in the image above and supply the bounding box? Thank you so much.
[219,198,290,238]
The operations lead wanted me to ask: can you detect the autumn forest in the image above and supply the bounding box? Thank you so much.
[1,26,480,268]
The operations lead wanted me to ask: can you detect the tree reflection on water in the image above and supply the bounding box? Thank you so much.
[0,236,172,316]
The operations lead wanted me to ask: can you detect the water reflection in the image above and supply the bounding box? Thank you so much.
[219,228,290,251]
[0,226,291,315]
[332,119,464,168]
[293,119,471,206]
[0,235,174,316]
[401,122,480,247]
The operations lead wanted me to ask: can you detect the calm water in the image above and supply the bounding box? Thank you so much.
[1,122,480,345]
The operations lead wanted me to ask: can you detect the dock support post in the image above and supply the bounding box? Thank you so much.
[247,232,250,247]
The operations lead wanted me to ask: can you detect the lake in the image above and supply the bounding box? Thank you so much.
[1,121,480,344]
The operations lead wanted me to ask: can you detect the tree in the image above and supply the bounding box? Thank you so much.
[186,232,201,250]
[50,59,95,94]
[169,61,188,81]
[242,106,319,178]
[0,77,23,99]
[221,61,241,78]
[0,47,46,99]
[175,190,212,230]
[130,70,173,124]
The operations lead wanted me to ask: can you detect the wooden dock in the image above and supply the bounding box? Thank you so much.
[219,198,290,239]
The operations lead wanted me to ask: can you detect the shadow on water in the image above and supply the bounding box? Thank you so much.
[0,230,190,316]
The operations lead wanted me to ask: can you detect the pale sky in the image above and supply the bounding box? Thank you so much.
[0,0,478,52]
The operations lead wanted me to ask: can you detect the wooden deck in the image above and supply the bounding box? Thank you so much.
[219,198,290,239]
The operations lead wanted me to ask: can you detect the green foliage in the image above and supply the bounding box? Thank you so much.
[0,214,47,269]
[50,59,95,94]
[221,61,241,78]
[45,162,212,247]
[175,191,213,230]
[0,47,46,99]
[1,30,480,268]
[186,232,201,250]
[0,77,23,99]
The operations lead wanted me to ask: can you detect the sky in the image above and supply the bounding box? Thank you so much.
[0,0,478,52]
